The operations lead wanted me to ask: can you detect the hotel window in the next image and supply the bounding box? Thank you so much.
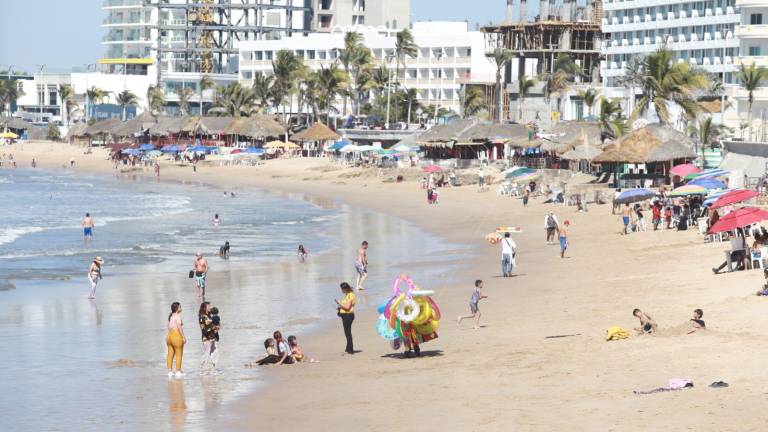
[319,15,332,28]
[751,14,763,25]
[265,51,273,60]
[255,51,263,60]
[307,50,315,60]
[319,50,327,60]
[242,71,253,80]
[319,0,332,10]
[749,46,761,56]
[352,15,365,25]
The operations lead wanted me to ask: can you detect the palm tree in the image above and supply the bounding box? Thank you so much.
[272,49,304,120]
[689,116,730,166]
[462,85,485,117]
[174,86,194,116]
[395,29,418,122]
[209,82,256,117]
[517,75,536,121]
[598,97,625,142]
[58,84,74,126]
[339,31,364,116]
[371,65,389,98]
[115,90,138,121]
[354,67,374,114]
[198,75,215,116]
[400,88,420,124]
[351,47,373,115]
[251,74,274,113]
[146,85,166,115]
[86,86,106,120]
[579,88,599,118]
[0,80,24,116]
[737,62,768,141]
[315,64,347,126]
[542,54,578,122]
[615,55,644,116]
[66,98,80,123]
[488,48,514,124]
[633,47,709,124]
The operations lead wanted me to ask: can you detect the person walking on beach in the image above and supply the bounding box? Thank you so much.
[355,241,369,291]
[544,212,559,244]
[87,256,104,299]
[558,220,570,258]
[457,280,487,329]
[31,158,37,168]
[620,204,633,235]
[477,167,485,191]
[336,282,356,354]
[198,302,216,372]
[82,213,95,240]
[193,252,209,298]
[166,302,187,378]
[501,232,516,277]
[154,161,160,177]
[523,185,530,207]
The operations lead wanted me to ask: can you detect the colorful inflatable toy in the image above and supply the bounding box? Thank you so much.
[376,275,441,348]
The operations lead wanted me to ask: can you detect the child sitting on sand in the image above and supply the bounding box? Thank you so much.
[688,309,705,333]
[457,280,488,329]
[288,335,317,363]
[633,308,658,335]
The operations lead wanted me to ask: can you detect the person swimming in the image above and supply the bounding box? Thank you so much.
[298,245,308,262]
[213,214,221,227]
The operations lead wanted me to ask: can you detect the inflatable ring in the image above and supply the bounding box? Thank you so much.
[376,315,398,340]
[412,297,433,326]
[411,290,435,297]
[396,298,420,323]
[415,319,439,335]
[392,275,416,296]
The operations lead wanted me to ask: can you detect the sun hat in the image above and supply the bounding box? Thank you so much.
[94,256,104,264]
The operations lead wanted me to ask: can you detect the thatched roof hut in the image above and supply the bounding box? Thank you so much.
[110,112,158,137]
[540,121,602,153]
[182,116,234,135]
[226,115,285,138]
[0,116,34,130]
[418,117,535,148]
[593,124,696,163]
[292,122,340,142]
[84,118,124,135]
[147,116,190,135]
[66,122,89,139]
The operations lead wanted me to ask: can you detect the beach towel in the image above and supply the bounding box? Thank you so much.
[606,326,631,341]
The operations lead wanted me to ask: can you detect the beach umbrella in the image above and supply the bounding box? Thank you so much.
[669,184,708,197]
[392,143,411,152]
[670,163,700,177]
[422,165,443,173]
[328,139,350,151]
[614,188,655,204]
[0,131,19,139]
[139,143,155,151]
[505,167,539,181]
[244,147,264,154]
[684,168,729,180]
[230,148,243,154]
[708,207,768,234]
[146,150,162,158]
[709,189,760,209]
[688,177,726,190]
[188,145,208,152]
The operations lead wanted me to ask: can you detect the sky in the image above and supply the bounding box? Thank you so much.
[0,0,504,74]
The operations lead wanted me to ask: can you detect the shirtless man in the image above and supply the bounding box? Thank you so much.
[558,220,570,259]
[620,203,633,235]
[632,308,658,335]
[355,241,369,291]
[82,213,95,240]
[193,252,209,298]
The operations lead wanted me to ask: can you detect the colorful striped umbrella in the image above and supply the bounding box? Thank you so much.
[615,188,655,204]
[669,184,708,196]
[709,189,760,209]
[684,168,729,180]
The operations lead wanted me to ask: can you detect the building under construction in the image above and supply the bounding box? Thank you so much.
[151,0,312,81]
[482,0,602,83]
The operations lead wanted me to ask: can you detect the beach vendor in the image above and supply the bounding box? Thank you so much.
[377,275,441,359]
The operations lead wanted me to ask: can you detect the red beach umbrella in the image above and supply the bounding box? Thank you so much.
[707,207,768,234]
[709,189,760,209]
[670,163,700,177]
[422,165,443,173]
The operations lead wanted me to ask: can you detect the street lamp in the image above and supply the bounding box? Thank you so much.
[385,53,395,129]
[37,64,46,123]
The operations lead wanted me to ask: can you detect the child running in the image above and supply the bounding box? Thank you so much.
[457,280,487,329]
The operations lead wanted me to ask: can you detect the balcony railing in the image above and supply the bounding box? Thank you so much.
[103,0,143,8]
[602,7,738,33]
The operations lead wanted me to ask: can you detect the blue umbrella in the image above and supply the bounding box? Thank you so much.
[330,140,349,151]
[121,148,142,156]
[688,177,726,190]
[244,147,264,154]
[188,145,208,152]
[614,188,655,204]
[139,143,155,151]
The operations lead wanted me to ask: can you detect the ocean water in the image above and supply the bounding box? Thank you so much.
[0,168,468,431]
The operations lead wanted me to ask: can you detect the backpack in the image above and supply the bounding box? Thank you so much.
[547,215,556,228]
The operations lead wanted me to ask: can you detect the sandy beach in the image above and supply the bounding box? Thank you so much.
[6,141,768,431]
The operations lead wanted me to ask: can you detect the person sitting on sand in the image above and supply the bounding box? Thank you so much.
[633,308,658,334]
[756,269,768,296]
[246,339,280,366]
[288,335,317,363]
[274,331,294,365]
[689,309,705,333]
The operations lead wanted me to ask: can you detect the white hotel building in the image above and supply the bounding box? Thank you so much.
[238,21,495,116]
[601,0,741,124]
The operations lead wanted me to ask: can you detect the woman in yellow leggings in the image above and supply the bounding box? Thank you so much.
[166,302,187,378]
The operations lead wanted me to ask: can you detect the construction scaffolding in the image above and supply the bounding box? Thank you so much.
[151,0,313,81]
[482,20,602,84]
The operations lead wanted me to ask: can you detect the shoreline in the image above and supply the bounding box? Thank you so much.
[7,141,768,431]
